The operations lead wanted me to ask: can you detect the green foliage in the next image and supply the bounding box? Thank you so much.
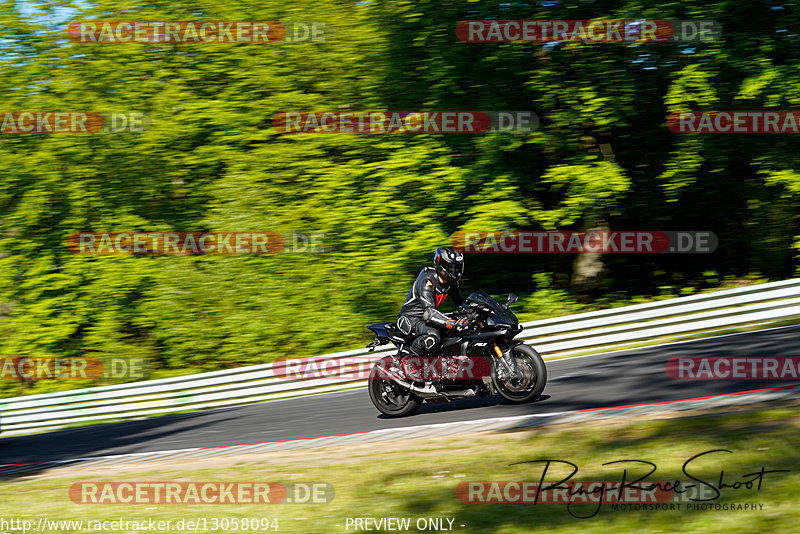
[537,162,631,229]
[516,273,583,321]
[1,0,799,395]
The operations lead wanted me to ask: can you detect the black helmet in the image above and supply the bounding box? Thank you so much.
[433,247,464,282]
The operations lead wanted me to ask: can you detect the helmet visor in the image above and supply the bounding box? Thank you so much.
[444,260,464,280]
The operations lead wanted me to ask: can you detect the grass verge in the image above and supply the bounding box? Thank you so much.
[1,402,799,533]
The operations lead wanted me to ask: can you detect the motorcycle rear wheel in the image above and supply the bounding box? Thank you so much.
[368,358,423,417]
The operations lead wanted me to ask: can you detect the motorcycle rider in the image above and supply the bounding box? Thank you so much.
[397,247,469,360]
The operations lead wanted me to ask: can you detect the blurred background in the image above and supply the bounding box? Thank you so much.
[1,0,798,396]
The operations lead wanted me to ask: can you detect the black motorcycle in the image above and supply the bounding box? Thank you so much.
[365,290,547,417]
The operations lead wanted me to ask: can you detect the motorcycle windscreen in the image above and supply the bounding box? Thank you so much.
[465,290,518,324]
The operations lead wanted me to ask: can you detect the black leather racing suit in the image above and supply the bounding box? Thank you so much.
[398,266,464,357]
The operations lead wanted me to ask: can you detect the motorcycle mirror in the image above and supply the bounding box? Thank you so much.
[505,293,518,307]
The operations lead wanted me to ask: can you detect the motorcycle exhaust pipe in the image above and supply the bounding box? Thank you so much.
[425,389,479,403]
[383,369,478,399]
[382,370,439,397]
[440,389,478,398]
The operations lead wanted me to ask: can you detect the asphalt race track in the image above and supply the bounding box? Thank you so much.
[2,325,800,466]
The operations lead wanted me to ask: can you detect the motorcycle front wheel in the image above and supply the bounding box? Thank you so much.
[368,357,422,417]
[492,344,547,403]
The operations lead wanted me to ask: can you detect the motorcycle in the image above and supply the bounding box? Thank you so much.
[365,290,547,417]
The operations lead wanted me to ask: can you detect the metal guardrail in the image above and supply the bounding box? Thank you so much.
[2,278,800,436]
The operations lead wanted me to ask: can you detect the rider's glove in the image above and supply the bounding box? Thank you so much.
[445,317,470,332]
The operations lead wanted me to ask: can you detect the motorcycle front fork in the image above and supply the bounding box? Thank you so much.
[492,343,519,378]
